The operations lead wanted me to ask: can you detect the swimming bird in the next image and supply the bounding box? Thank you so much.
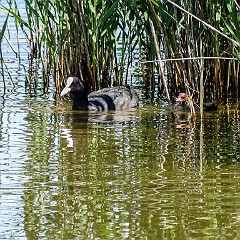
[60,77,140,110]
[174,93,218,112]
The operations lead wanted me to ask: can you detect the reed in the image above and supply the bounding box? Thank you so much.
[0,0,239,99]
[0,15,8,92]
[149,0,240,99]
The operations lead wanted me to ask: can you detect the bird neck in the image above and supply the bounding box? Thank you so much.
[72,92,89,110]
[183,100,191,109]
[176,100,191,111]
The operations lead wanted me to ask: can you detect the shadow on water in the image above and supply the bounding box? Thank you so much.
[60,109,142,147]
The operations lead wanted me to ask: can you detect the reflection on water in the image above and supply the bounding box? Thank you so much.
[0,90,240,239]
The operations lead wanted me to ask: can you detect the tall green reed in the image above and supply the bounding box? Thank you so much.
[0,15,9,92]
[0,0,239,99]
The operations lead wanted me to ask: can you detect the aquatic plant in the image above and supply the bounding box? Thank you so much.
[0,0,239,99]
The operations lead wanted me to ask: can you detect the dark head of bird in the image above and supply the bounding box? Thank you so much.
[61,77,89,110]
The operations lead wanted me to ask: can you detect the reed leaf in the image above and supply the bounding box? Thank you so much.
[0,15,9,91]
[0,5,33,31]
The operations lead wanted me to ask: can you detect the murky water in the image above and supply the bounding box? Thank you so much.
[0,88,240,239]
[1,2,240,239]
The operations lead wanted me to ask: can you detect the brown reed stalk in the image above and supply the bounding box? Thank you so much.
[149,18,174,116]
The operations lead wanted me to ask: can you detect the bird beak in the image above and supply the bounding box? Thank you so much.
[60,86,71,96]
[60,77,74,96]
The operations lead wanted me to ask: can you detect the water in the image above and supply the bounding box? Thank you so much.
[1,3,240,239]
[0,90,239,239]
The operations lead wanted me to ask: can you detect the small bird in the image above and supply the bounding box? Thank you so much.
[60,77,140,110]
[174,93,218,112]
